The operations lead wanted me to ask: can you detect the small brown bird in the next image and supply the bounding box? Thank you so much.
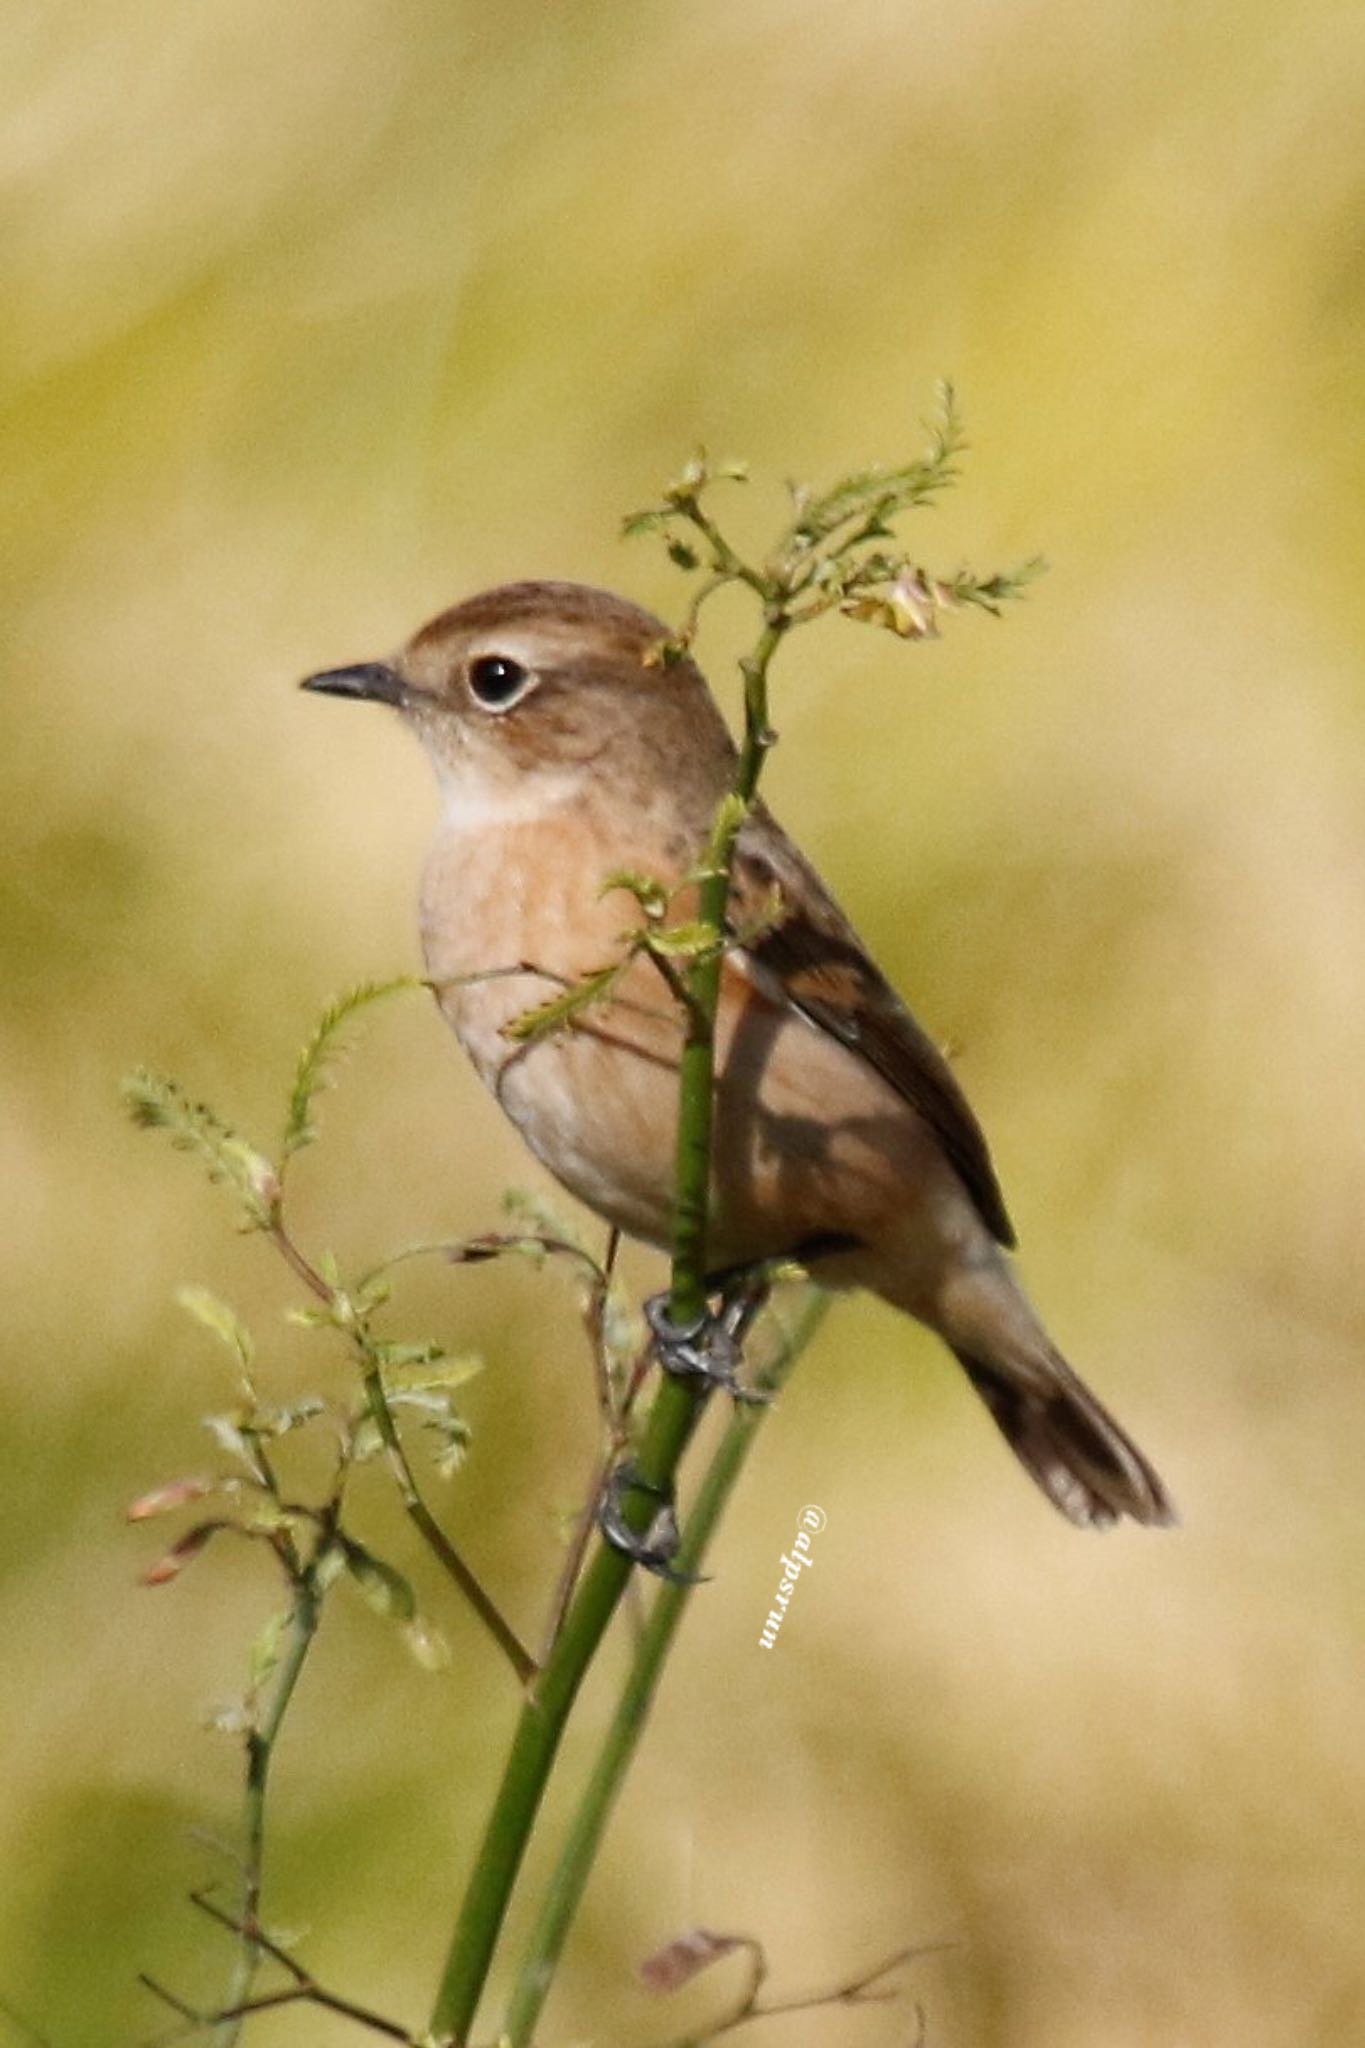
[303,581,1174,1531]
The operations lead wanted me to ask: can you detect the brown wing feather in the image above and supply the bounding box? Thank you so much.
[732,810,1016,1248]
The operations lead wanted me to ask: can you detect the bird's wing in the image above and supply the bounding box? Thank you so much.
[730,808,1016,1248]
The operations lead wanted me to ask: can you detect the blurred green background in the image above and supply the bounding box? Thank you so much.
[5,2,1364,2042]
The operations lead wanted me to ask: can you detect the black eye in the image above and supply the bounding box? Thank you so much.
[468,653,531,709]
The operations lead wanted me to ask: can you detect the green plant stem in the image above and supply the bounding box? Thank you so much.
[428,607,790,2047]
[211,1564,323,2048]
[666,611,787,1325]
[269,1216,535,1684]
[427,1370,707,2045]
[500,1289,829,2047]
[358,1359,537,1684]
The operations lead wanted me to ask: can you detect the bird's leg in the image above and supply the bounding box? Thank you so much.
[643,1265,774,1403]
[602,1270,775,1578]
[596,1461,708,1583]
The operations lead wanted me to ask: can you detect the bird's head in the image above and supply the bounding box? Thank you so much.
[301,580,735,825]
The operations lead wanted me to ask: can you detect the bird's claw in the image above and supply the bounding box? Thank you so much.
[596,1461,708,1582]
[644,1289,772,1404]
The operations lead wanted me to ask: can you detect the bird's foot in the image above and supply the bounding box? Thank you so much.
[644,1281,773,1404]
[596,1461,707,1582]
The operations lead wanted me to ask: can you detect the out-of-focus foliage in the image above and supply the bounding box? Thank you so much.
[3,3,1364,2042]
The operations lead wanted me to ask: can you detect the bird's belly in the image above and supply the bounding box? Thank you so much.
[431,959,686,1246]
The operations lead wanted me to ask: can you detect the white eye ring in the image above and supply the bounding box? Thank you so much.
[467,653,534,710]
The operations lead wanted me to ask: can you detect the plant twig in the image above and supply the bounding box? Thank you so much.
[682,1942,943,2045]
[269,1215,537,1685]
[210,1563,325,2046]
[140,1892,416,2044]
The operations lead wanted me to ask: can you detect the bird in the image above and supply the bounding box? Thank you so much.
[302,579,1174,1532]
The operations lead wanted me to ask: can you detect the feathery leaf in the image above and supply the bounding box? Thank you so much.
[282,976,418,1161]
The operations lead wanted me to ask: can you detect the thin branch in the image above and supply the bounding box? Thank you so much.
[666,493,769,600]
[646,1940,944,2048]
[210,1564,324,2047]
[268,1215,536,1686]
[356,1350,537,1685]
[141,1895,417,2044]
[736,1943,943,2032]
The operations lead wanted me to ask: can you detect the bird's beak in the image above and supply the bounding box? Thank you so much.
[300,661,405,706]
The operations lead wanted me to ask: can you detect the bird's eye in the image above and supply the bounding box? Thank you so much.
[467,653,532,709]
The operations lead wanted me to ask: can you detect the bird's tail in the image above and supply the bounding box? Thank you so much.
[951,1342,1176,1531]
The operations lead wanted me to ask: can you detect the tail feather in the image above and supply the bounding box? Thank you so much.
[954,1346,1176,1531]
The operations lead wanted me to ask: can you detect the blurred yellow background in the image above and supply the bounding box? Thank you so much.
[5,2,1364,2042]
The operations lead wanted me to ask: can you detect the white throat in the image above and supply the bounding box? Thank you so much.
[431,752,581,832]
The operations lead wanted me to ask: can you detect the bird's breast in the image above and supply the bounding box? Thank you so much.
[419,804,690,1243]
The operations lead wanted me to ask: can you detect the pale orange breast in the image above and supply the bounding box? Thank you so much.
[420,800,691,1243]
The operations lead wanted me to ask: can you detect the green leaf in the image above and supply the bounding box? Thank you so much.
[371,1339,442,1369]
[281,977,418,1162]
[662,452,708,502]
[381,1351,483,1395]
[644,920,721,960]
[122,1070,278,1226]
[947,554,1047,615]
[786,387,966,549]
[621,506,669,538]
[340,1537,417,1623]
[731,883,787,947]
[203,1413,259,1472]
[249,1607,290,1692]
[428,1417,473,1482]
[352,1271,394,1313]
[313,1543,348,1593]
[350,1415,384,1462]
[177,1286,255,1374]
[252,1395,327,1438]
[501,959,629,1044]
[599,869,670,920]
[697,792,749,871]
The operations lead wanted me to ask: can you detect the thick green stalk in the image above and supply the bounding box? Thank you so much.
[500,1290,829,2047]
[428,608,790,2045]
[427,1370,705,2045]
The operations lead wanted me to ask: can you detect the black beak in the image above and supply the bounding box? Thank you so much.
[300,661,405,706]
